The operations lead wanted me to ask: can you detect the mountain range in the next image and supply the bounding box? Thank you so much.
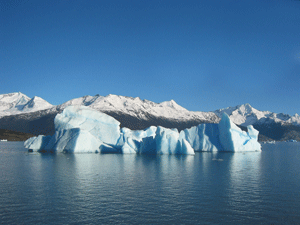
[1,92,299,142]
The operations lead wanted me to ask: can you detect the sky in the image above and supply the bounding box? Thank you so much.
[1,0,300,115]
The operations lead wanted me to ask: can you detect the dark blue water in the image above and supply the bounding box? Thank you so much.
[0,142,300,224]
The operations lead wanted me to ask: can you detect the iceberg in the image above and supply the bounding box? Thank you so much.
[218,113,261,152]
[44,128,104,153]
[25,106,121,153]
[155,126,195,155]
[179,123,222,152]
[24,106,261,154]
[117,126,157,153]
[24,135,52,151]
[54,106,120,145]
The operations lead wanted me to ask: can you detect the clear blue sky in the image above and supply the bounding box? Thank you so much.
[1,0,299,115]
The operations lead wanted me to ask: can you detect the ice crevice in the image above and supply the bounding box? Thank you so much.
[24,106,261,154]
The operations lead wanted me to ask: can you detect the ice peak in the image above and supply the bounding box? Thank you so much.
[0,92,54,117]
[237,103,254,114]
[160,100,175,107]
[0,92,30,104]
[169,99,180,108]
[23,96,53,110]
[106,93,118,98]
[158,99,187,112]
[242,103,252,108]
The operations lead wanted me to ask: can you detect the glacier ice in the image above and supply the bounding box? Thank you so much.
[46,128,104,153]
[179,123,222,152]
[155,126,195,155]
[117,126,195,154]
[24,135,52,151]
[55,106,120,145]
[218,113,261,152]
[24,106,261,154]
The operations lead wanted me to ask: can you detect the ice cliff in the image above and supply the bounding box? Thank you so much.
[24,106,261,154]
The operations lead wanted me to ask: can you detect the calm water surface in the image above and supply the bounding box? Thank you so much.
[0,142,300,224]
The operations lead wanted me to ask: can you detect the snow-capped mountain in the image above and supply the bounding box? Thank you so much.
[22,96,53,112]
[1,92,300,127]
[57,94,219,123]
[0,92,219,136]
[1,92,300,128]
[1,92,300,141]
[0,92,30,111]
[0,92,53,117]
[215,103,300,126]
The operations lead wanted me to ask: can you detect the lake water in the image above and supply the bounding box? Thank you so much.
[0,142,300,224]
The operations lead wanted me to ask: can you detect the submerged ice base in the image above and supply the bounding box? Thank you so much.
[24,106,261,154]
